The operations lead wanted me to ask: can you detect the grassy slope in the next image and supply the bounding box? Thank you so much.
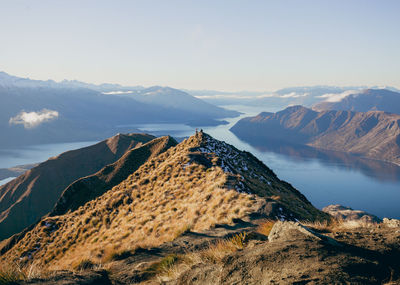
[0,133,155,240]
[0,132,328,270]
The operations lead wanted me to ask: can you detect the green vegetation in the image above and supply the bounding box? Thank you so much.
[145,254,179,274]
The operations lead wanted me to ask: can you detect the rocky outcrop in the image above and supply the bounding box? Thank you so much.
[176,221,400,284]
[383,218,400,228]
[268,221,321,242]
[323,204,382,224]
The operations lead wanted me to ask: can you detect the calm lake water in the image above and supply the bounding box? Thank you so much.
[1,104,399,218]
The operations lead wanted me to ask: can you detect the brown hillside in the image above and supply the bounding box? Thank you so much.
[231,106,400,165]
[50,136,177,216]
[0,132,328,270]
[0,133,155,240]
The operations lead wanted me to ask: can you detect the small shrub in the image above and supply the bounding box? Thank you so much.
[229,232,247,249]
[145,254,179,274]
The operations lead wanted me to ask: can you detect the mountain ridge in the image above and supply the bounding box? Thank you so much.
[0,132,328,270]
[231,106,400,165]
[50,135,178,216]
[0,133,156,240]
[313,88,400,115]
[0,71,239,148]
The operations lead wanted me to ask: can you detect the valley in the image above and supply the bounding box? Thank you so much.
[2,2,399,283]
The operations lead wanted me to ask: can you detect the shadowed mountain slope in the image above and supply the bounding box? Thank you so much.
[313,88,400,114]
[0,132,328,270]
[50,136,177,216]
[0,133,155,240]
[231,106,400,165]
[126,86,239,119]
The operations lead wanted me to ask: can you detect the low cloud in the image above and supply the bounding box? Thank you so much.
[102,91,133,95]
[194,94,258,100]
[317,90,360,103]
[194,92,310,100]
[278,92,310,99]
[9,109,59,128]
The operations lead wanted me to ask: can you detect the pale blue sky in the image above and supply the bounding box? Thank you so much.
[1,0,399,91]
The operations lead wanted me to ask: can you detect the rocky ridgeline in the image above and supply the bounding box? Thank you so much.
[2,132,400,284]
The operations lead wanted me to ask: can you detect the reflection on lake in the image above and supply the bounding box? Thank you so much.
[0,104,399,218]
[246,140,400,183]
[127,105,400,219]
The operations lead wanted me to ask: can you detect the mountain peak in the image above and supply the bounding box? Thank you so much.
[1,133,327,269]
[105,133,156,154]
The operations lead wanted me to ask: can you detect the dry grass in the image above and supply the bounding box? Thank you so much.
[156,232,248,282]
[101,249,133,263]
[72,259,96,271]
[0,261,45,284]
[257,220,275,236]
[173,224,192,240]
[145,254,179,275]
[198,233,247,263]
[2,133,328,272]
[2,134,261,270]
[0,266,23,285]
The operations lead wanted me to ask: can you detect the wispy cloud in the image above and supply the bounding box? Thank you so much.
[194,92,309,100]
[9,109,59,128]
[317,90,360,103]
[278,92,310,99]
[102,91,133,95]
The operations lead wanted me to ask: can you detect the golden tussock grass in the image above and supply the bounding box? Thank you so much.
[2,135,262,271]
[256,220,276,236]
[0,261,47,284]
[2,133,328,273]
[155,232,248,282]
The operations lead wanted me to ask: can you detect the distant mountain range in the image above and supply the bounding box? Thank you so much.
[313,88,400,114]
[0,71,144,92]
[188,86,400,109]
[231,105,400,165]
[0,71,238,148]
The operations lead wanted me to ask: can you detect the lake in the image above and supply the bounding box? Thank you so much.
[1,104,399,218]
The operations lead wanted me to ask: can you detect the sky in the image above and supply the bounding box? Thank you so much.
[1,0,399,91]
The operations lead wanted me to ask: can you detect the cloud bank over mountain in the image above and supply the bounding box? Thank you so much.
[316,90,360,103]
[9,109,59,128]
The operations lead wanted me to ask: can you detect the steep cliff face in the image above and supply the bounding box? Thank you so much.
[231,106,400,165]
[0,133,156,240]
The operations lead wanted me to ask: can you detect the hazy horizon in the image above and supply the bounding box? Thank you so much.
[1,0,400,91]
